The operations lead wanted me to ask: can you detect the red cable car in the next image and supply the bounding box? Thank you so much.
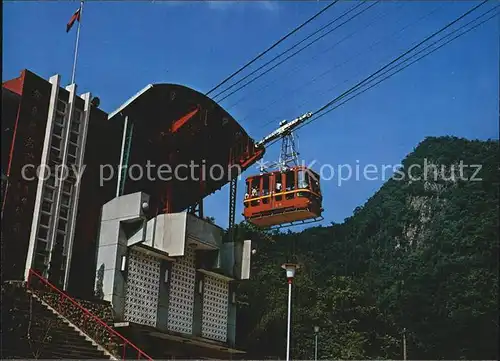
[243,165,323,229]
[241,112,324,229]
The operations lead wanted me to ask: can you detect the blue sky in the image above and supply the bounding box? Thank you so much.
[3,1,499,230]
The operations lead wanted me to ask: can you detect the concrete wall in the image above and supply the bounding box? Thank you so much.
[186,214,223,249]
[94,192,149,319]
[94,192,251,347]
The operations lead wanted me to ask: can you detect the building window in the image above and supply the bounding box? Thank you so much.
[42,201,52,213]
[43,188,54,201]
[36,239,48,253]
[56,231,65,243]
[71,121,80,133]
[59,205,69,219]
[62,182,72,195]
[53,124,63,136]
[38,226,49,240]
[34,253,47,268]
[58,219,67,232]
[74,109,83,121]
[67,154,76,165]
[68,143,77,157]
[46,175,55,187]
[51,135,61,150]
[56,100,67,114]
[66,173,76,184]
[48,157,60,167]
[40,213,51,227]
[54,113,65,126]
[61,194,70,207]
[70,132,79,144]
[50,147,60,160]
[71,108,81,133]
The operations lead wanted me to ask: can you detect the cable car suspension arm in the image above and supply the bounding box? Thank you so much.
[255,112,313,148]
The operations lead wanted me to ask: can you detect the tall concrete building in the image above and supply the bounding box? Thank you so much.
[2,70,120,293]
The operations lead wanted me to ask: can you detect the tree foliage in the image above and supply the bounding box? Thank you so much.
[235,136,499,360]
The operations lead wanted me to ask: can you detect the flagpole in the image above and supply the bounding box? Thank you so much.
[71,0,84,85]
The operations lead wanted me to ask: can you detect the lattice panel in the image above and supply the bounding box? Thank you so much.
[167,246,196,334]
[201,275,229,342]
[124,249,160,327]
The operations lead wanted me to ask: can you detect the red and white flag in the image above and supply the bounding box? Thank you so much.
[66,6,81,33]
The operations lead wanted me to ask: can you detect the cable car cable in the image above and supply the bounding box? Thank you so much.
[225,1,410,112]
[212,1,368,100]
[246,3,445,129]
[293,6,499,141]
[215,1,381,103]
[296,7,499,140]
[205,0,339,97]
[263,2,497,149]
[274,0,493,142]
[238,5,443,128]
[306,13,500,129]
[313,0,489,116]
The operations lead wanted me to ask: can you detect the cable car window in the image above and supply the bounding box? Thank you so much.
[262,175,270,204]
[274,173,283,193]
[274,172,283,200]
[262,175,270,195]
[285,171,295,199]
[285,171,295,191]
[251,179,259,197]
[308,171,320,194]
[305,172,313,191]
[298,169,308,189]
[245,180,252,199]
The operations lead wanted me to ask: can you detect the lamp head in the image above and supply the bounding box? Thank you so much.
[314,325,320,333]
[281,263,299,279]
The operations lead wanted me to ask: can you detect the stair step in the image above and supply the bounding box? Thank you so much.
[2,283,142,360]
[44,348,108,358]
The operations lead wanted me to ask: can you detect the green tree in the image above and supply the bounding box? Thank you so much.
[236,137,499,360]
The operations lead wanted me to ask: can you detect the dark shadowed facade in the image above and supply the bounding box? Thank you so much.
[2,70,121,295]
[2,69,263,358]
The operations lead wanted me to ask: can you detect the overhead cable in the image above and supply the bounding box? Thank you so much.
[264,1,496,148]
[295,8,500,136]
[216,0,380,103]
[255,3,446,129]
[314,0,489,115]
[212,1,367,100]
[205,0,338,96]
[227,1,407,112]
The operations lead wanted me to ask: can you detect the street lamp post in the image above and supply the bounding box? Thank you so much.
[282,263,299,361]
[314,326,319,360]
[403,327,407,361]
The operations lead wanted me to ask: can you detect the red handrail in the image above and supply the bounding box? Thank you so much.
[27,268,153,360]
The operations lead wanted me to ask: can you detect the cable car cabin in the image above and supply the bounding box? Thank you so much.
[243,166,323,228]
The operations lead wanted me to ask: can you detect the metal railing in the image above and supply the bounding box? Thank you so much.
[27,268,153,360]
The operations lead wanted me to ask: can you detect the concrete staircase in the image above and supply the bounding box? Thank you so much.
[1,281,113,359]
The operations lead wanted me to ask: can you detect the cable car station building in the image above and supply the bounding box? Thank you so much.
[2,69,264,359]
[94,84,264,358]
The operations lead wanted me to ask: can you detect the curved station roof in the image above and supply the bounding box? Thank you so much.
[109,83,265,214]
